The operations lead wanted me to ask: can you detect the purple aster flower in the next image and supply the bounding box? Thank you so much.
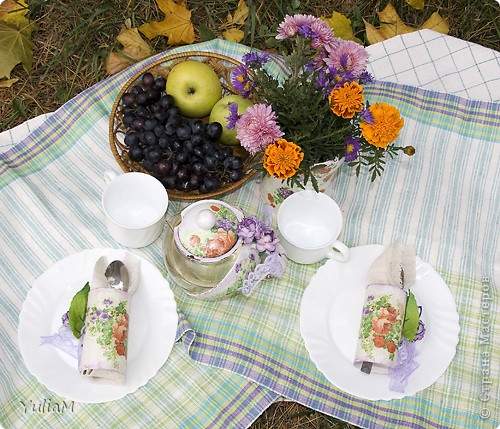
[236,104,284,155]
[231,65,252,98]
[276,14,318,40]
[324,39,370,78]
[308,18,336,50]
[276,14,335,50]
[358,70,374,84]
[344,136,360,162]
[255,225,279,254]
[242,51,270,69]
[237,216,261,244]
[314,70,331,94]
[360,107,374,124]
[216,217,236,231]
[298,23,316,38]
[226,103,241,130]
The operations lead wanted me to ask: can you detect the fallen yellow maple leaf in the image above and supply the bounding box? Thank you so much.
[0,0,35,84]
[0,77,17,87]
[321,11,362,44]
[364,3,448,45]
[106,27,154,75]
[406,0,425,10]
[420,11,449,34]
[221,0,248,43]
[227,0,248,26]
[139,0,194,45]
[223,28,244,43]
[0,0,28,22]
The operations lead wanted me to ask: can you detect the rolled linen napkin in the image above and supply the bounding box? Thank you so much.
[79,254,141,384]
[354,240,415,374]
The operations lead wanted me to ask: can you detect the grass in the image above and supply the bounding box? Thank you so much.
[1,0,499,132]
[1,0,499,426]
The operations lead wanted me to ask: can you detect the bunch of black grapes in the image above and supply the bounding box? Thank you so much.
[119,72,245,194]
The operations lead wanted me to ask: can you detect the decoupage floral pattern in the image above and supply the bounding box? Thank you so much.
[185,205,239,259]
[85,298,129,367]
[358,293,404,361]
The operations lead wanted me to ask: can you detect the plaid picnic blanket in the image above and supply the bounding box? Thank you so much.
[0,36,498,429]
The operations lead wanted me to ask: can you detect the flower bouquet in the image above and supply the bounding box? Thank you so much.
[227,14,414,190]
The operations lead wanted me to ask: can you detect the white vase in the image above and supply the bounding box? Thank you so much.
[258,158,344,209]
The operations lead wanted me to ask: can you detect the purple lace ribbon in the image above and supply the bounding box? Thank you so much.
[388,337,419,392]
[40,313,82,360]
[239,250,286,297]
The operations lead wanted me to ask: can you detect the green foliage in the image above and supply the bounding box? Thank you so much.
[68,282,90,339]
[402,291,420,341]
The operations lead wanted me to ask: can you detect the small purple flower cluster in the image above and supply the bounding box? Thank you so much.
[236,216,279,254]
[216,217,236,231]
[277,187,294,200]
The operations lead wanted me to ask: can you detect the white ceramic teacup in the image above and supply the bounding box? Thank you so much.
[102,171,169,248]
[277,190,349,264]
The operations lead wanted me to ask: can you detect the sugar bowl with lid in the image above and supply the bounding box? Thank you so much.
[163,200,284,299]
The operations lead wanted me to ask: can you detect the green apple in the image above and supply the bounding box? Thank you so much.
[209,94,254,145]
[166,60,222,118]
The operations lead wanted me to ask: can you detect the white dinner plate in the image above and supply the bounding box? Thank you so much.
[300,244,460,400]
[18,248,178,403]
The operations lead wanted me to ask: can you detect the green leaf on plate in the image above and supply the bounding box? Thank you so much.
[68,282,90,339]
[402,291,419,341]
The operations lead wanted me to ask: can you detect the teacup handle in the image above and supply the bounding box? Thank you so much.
[326,240,350,262]
[104,170,118,185]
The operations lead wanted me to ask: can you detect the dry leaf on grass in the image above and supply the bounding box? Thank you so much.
[406,0,425,10]
[221,0,248,43]
[0,0,34,84]
[420,12,449,33]
[226,0,249,26]
[106,27,154,75]
[139,0,194,45]
[321,11,362,44]
[0,0,27,21]
[0,77,17,87]
[223,28,245,43]
[364,2,448,44]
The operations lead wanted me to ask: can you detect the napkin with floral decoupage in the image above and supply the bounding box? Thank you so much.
[79,254,141,384]
[354,240,416,374]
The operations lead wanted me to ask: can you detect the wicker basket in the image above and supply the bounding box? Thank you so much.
[109,51,258,201]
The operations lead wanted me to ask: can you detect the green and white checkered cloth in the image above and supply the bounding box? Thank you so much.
[0,36,498,428]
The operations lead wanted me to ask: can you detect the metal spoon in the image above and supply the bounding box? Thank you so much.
[104,260,130,292]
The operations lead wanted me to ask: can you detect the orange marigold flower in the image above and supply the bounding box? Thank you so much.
[360,102,404,148]
[328,81,364,119]
[264,139,304,179]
